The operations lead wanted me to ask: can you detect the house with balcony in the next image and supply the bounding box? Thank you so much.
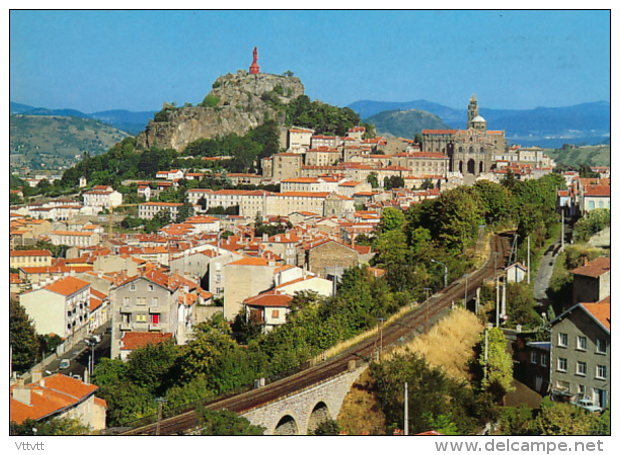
[19,276,91,339]
[109,270,180,359]
[548,296,610,409]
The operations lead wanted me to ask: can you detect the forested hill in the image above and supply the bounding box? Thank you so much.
[364,109,451,139]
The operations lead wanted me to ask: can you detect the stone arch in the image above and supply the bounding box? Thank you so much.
[467,159,476,174]
[469,146,474,153]
[307,401,330,434]
[459,161,464,174]
[274,414,299,435]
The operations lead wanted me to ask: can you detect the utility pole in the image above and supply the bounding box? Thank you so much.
[463,274,469,308]
[501,276,507,322]
[378,318,384,363]
[155,397,167,435]
[527,236,531,284]
[423,288,431,333]
[484,329,488,381]
[561,209,565,250]
[404,381,409,436]
[496,275,500,328]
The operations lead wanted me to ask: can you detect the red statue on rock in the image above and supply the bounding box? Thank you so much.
[250,47,260,74]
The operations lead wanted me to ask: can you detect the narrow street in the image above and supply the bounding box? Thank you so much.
[533,217,572,306]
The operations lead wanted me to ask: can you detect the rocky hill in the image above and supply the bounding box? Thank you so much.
[136,70,304,152]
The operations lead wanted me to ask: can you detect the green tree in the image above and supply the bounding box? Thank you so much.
[377,206,405,234]
[197,409,264,435]
[479,328,515,401]
[367,171,379,189]
[10,299,40,373]
[10,417,91,435]
[310,418,342,435]
[125,340,179,396]
[530,397,596,435]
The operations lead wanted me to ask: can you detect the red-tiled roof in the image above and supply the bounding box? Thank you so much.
[228,257,271,267]
[10,374,99,424]
[10,249,52,257]
[42,276,90,297]
[244,292,293,308]
[120,332,174,351]
[570,257,610,278]
[581,298,611,332]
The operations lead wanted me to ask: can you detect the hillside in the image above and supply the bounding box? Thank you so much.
[545,144,611,167]
[10,102,156,135]
[9,115,129,169]
[365,109,451,139]
[349,99,610,148]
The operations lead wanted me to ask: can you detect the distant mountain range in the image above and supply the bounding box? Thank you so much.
[348,99,610,148]
[10,102,156,136]
[10,97,611,150]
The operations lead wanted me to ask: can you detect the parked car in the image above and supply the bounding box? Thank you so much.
[92,334,101,343]
[59,359,70,369]
[575,398,603,413]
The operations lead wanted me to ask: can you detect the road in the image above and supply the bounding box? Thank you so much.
[45,322,111,380]
[533,218,572,306]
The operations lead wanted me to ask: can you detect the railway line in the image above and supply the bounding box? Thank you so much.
[119,233,510,435]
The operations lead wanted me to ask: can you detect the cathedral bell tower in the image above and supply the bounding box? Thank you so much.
[467,93,478,129]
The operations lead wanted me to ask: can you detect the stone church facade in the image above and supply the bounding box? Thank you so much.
[422,95,506,176]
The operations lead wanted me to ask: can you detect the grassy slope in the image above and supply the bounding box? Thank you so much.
[545,144,611,167]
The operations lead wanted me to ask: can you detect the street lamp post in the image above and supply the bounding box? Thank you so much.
[430,259,448,289]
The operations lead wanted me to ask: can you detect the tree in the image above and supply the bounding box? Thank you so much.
[530,397,596,435]
[367,172,379,189]
[197,409,264,435]
[310,418,341,435]
[10,299,40,373]
[10,417,91,435]
[479,328,515,401]
[125,340,179,396]
[377,207,405,234]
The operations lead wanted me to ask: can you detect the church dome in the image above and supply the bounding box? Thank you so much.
[472,115,486,123]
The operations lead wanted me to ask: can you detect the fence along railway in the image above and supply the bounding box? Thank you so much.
[118,233,509,435]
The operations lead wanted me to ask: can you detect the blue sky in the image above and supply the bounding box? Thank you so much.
[9,10,611,113]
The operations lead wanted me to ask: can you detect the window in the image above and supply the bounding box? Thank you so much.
[577,336,587,351]
[136,314,147,322]
[152,297,159,306]
[130,284,136,291]
[578,384,585,396]
[596,365,607,380]
[557,357,567,372]
[558,333,568,347]
[137,297,146,305]
[540,353,548,367]
[596,339,608,354]
[148,284,154,291]
[576,361,587,376]
[271,310,280,319]
[530,352,537,364]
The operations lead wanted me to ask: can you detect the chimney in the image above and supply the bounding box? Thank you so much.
[263,233,268,242]
[31,369,43,383]
[12,379,31,405]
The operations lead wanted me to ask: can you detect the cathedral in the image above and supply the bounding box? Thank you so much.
[422,95,507,176]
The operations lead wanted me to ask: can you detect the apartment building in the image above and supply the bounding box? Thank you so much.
[138,202,184,221]
[10,249,53,269]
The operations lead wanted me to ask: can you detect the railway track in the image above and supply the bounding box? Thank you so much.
[119,233,509,435]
